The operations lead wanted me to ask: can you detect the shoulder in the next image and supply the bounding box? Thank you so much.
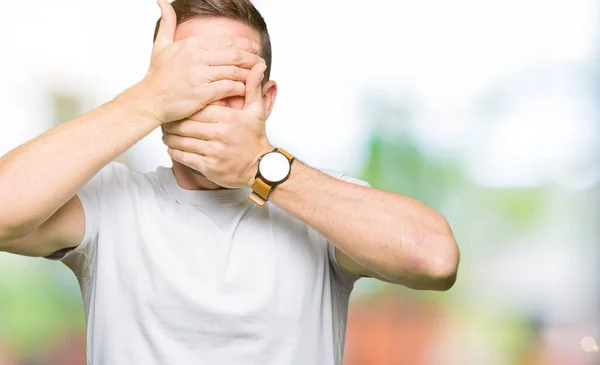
[92,161,131,183]
[87,162,162,195]
[98,161,146,180]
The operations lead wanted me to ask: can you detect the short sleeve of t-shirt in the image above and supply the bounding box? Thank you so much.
[56,163,119,278]
[319,169,372,289]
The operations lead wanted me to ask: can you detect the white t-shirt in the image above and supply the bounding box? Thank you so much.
[58,162,369,365]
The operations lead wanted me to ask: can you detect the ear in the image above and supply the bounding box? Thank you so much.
[261,80,278,120]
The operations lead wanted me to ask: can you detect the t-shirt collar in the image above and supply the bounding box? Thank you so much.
[157,166,249,205]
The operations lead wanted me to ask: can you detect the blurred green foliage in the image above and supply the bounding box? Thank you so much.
[356,95,549,363]
[0,260,84,356]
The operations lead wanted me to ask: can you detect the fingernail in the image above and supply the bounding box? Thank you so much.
[253,43,259,52]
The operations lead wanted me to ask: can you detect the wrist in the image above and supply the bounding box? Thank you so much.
[112,82,165,127]
[247,144,275,188]
[248,147,297,206]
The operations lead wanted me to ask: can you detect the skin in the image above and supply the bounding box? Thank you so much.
[162,17,460,290]
[0,0,261,255]
[0,0,459,291]
[165,16,277,191]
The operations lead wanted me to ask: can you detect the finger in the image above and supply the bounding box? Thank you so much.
[208,100,227,107]
[163,135,209,155]
[164,119,220,139]
[207,66,251,83]
[244,61,267,111]
[203,80,246,105]
[194,36,259,54]
[167,147,207,172]
[154,0,177,53]
[188,105,233,123]
[205,49,264,69]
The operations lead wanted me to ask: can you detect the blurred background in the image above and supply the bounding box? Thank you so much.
[0,0,598,364]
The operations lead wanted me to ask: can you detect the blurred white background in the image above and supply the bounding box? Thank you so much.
[0,0,598,364]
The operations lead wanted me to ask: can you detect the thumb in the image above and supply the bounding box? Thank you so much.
[244,61,267,113]
[153,0,177,54]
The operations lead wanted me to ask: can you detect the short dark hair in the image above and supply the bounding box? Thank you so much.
[153,0,272,81]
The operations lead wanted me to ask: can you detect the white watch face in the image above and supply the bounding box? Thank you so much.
[259,152,290,183]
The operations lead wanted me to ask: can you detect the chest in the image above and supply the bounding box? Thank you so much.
[96,197,332,320]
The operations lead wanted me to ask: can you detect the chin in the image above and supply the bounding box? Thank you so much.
[183,165,227,190]
[186,166,205,177]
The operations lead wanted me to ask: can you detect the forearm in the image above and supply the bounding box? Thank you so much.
[0,84,160,237]
[270,162,459,288]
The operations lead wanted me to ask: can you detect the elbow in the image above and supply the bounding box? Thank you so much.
[380,213,460,291]
[386,235,460,291]
[0,227,20,248]
[424,214,460,291]
[0,221,16,244]
[0,220,33,247]
[0,201,40,242]
[426,236,460,291]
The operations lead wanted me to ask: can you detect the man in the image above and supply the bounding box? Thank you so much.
[0,0,459,364]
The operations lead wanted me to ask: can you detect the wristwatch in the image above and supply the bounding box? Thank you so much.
[249,148,295,206]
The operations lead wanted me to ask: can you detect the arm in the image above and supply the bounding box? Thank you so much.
[269,162,460,291]
[159,64,459,291]
[0,91,160,256]
[0,0,261,256]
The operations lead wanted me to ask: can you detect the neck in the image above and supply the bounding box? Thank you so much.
[171,161,227,191]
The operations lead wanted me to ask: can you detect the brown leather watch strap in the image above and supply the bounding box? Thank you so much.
[277,148,294,162]
[249,148,295,206]
[249,177,271,206]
